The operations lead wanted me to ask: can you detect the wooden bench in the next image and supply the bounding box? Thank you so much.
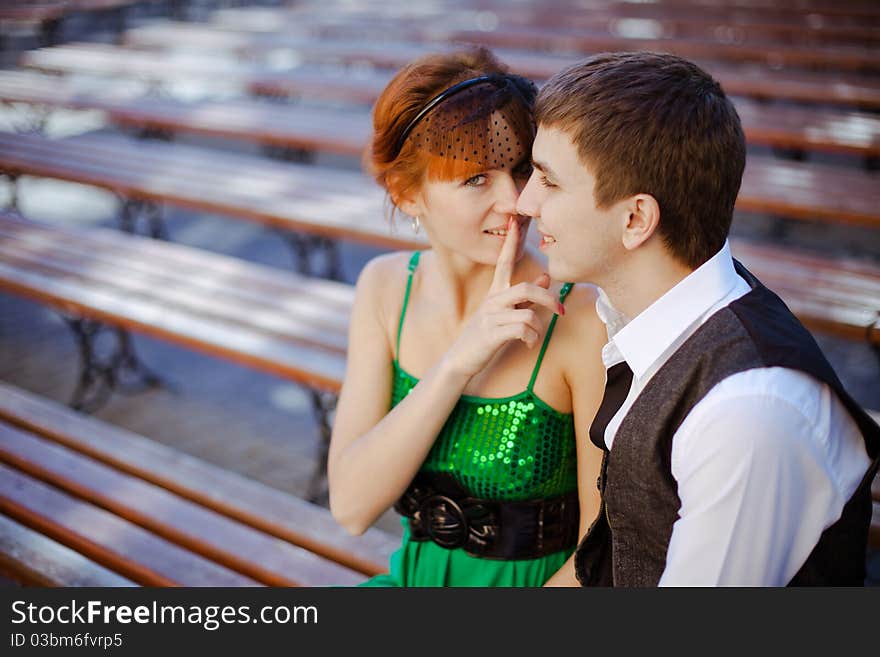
[462,7,880,48]
[1,131,877,245]
[0,209,876,400]
[0,381,398,586]
[443,24,880,74]
[0,130,876,342]
[0,1,70,48]
[0,0,139,47]
[2,70,878,160]
[0,70,373,154]
[0,131,411,276]
[24,39,880,110]
[206,3,880,41]
[1,379,872,588]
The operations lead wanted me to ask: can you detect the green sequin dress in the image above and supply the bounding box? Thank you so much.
[360,252,578,587]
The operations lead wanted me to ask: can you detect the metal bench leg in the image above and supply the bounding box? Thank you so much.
[39,18,62,47]
[261,143,315,164]
[64,317,164,414]
[4,101,51,135]
[1,173,19,213]
[135,126,175,142]
[305,389,338,505]
[772,146,806,162]
[277,231,342,280]
[279,231,313,275]
[117,198,168,240]
[318,236,342,281]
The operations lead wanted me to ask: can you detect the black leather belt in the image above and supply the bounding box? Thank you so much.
[394,472,579,560]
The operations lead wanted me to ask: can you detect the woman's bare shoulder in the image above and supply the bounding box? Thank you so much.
[354,251,420,321]
[356,251,415,292]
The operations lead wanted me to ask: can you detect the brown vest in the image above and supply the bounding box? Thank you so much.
[575,262,880,586]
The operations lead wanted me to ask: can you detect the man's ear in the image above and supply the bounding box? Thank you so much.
[621,194,661,251]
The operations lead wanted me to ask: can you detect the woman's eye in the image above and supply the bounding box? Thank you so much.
[464,174,487,187]
[540,176,556,188]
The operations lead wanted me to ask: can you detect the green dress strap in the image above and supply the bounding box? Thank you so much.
[396,251,422,358]
[527,282,574,392]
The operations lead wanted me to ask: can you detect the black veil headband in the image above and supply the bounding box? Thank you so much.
[390,74,534,161]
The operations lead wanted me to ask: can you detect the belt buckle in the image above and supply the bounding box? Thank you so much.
[419,494,468,549]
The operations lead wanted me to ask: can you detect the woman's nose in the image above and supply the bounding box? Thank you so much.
[493,173,521,215]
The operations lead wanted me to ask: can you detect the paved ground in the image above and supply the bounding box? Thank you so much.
[0,1,877,584]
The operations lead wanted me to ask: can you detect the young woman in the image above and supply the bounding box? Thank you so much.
[328,48,608,586]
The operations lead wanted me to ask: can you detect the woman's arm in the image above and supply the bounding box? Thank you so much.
[544,286,607,587]
[328,254,470,535]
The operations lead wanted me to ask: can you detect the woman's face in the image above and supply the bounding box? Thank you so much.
[409,138,534,266]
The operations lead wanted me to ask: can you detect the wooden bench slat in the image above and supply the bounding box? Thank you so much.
[449,26,880,73]
[0,513,137,587]
[0,257,347,391]
[212,5,880,39]
[465,9,880,46]
[126,20,880,73]
[2,132,876,243]
[20,41,880,109]
[0,421,366,586]
[740,158,879,228]
[0,232,350,353]
[0,225,352,335]
[0,130,370,194]
[0,460,258,586]
[2,70,879,159]
[20,42,265,82]
[0,212,356,311]
[0,134,413,249]
[0,382,398,576]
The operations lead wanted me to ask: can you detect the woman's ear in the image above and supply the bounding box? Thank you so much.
[387,174,423,219]
[621,194,660,252]
[395,186,427,221]
[396,195,422,219]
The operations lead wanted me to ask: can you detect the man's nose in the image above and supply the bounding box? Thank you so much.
[516,172,539,218]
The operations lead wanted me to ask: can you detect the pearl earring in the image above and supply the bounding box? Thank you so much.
[411,216,421,234]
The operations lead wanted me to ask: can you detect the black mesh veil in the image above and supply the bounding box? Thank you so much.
[395,75,537,170]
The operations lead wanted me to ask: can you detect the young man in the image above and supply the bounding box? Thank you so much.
[516,52,879,586]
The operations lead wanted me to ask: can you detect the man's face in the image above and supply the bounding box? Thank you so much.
[516,126,628,286]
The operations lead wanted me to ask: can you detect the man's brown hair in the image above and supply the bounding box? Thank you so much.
[536,52,746,269]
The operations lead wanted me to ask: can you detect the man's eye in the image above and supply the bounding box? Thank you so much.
[464,174,487,186]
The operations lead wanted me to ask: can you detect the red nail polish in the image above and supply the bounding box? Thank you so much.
[558,303,565,316]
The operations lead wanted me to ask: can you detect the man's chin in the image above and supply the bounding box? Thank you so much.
[546,257,574,283]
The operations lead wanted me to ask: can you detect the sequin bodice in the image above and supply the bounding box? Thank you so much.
[391,252,577,502]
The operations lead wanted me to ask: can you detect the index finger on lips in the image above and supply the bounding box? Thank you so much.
[489,216,518,294]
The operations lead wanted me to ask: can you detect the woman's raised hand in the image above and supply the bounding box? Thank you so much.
[443,216,564,380]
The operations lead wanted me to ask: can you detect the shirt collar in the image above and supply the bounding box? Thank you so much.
[599,241,741,381]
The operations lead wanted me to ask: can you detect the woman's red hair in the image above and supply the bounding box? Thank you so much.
[365,47,533,218]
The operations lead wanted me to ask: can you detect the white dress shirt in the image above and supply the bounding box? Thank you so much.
[596,241,871,586]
